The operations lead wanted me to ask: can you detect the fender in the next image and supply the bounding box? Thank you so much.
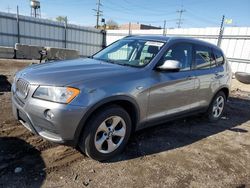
[208,85,230,106]
[73,95,140,146]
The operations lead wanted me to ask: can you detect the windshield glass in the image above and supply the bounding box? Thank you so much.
[93,39,165,67]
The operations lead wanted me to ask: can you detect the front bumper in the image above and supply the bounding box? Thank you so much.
[12,90,87,145]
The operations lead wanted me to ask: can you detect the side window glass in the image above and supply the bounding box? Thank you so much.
[213,49,224,66]
[195,45,213,69]
[162,43,192,71]
[139,45,160,65]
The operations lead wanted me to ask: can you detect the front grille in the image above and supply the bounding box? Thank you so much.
[16,79,30,99]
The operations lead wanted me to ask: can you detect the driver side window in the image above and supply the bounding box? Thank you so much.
[161,43,192,71]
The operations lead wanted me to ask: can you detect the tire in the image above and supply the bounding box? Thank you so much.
[207,91,226,122]
[79,105,132,161]
[235,72,250,84]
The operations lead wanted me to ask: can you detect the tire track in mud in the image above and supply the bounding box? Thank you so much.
[1,122,84,174]
[1,103,84,176]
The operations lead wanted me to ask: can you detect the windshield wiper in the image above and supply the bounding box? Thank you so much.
[93,58,139,68]
[115,62,139,68]
[93,58,117,64]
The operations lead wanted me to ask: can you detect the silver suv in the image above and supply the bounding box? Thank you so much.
[12,36,232,161]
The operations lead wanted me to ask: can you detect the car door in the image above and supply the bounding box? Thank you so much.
[193,44,221,107]
[147,42,198,122]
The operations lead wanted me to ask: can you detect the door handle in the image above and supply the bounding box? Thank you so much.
[214,72,222,79]
[187,75,196,80]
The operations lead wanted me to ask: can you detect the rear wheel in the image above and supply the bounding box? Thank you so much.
[79,105,132,161]
[207,91,226,122]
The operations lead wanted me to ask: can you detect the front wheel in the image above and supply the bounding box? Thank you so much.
[207,91,226,122]
[79,105,132,161]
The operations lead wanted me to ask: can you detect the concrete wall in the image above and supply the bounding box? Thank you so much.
[106,28,250,73]
[0,46,14,59]
[45,47,79,60]
[0,11,104,57]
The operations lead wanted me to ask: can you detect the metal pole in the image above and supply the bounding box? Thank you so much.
[64,16,67,48]
[16,6,20,44]
[101,30,106,49]
[128,22,131,35]
[163,20,166,36]
[97,0,100,28]
[217,15,225,47]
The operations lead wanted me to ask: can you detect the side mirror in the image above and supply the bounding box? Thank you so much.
[156,60,181,71]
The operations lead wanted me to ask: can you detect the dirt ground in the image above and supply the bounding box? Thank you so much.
[0,59,250,188]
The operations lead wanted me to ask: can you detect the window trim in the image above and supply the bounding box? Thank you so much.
[156,42,195,72]
[212,48,225,67]
[193,44,214,70]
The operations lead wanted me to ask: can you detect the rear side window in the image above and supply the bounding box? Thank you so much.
[213,49,224,66]
[194,45,213,69]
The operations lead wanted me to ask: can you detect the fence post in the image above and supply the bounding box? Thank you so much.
[163,20,166,36]
[101,30,106,49]
[64,17,68,48]
[217,15,225,47]
[16,6,20,43]
[128,22,131,36]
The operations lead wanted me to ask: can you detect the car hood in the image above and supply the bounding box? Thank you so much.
[17,58,137,86]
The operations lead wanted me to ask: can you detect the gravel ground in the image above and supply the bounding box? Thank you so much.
[0,59,250,188]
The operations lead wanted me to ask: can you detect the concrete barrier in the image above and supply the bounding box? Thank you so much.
[45,47,79,60]
[15,43,44,59]
[0,46,14,59]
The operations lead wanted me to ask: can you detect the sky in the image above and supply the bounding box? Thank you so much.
[0,0,250,28]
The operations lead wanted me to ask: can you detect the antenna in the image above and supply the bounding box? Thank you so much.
[30,0,41,18]
[93,0,103,29]
[176,5,186,28]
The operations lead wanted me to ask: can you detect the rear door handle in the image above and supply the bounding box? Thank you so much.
[214,72,222,79]
[187,75,196,80]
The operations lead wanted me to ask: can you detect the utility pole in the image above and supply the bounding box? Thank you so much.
[6,6,11,13]
[93,0,103,29]
[217,15,225,47]
[163,20,166,36]
[176,5,185,28]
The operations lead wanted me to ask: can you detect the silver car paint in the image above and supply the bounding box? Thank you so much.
[11,36,232,144]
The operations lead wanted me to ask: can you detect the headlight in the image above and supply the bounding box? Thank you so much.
[33,86,80,104]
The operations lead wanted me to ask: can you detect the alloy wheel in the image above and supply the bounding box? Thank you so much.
[212,96,225,118]
[94,116,126,154]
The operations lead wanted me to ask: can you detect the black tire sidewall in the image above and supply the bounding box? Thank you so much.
[80,105,132,161]
[207,91,226,122]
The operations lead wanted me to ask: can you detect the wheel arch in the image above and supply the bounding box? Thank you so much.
[209,86,230,106]
[74,95,140,146]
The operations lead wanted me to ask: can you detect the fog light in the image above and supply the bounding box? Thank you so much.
[44,110,54,120]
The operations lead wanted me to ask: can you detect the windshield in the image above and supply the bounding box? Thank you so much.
[93,39,165,67]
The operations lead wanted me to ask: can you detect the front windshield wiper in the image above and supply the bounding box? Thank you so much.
[93,57,117,64]
[115,62,139,68]
[93,57,139,68]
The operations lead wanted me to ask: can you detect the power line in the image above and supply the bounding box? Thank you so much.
[185,10,219,25]
[6,6,11,13]
[93,0,103,28]
[176,5,186,28]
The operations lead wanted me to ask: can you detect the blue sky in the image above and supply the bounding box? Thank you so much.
[0,0,250,28]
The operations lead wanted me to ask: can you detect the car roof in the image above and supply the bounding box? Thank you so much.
[125,35,221,51]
